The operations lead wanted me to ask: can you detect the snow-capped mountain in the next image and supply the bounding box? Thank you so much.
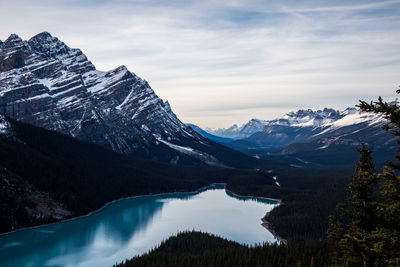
[208,118,269,139]
[196,105,390,151]
[268,108,343,128]
[208,108,359,140]
[244,107,387,149]
[0,32,256,167]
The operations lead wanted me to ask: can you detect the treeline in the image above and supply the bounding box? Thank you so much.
[114,231,331,267]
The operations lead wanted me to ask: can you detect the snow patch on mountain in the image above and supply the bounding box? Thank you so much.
[314,111,384,137]
[273,108,341,128]
[157,139,224,167]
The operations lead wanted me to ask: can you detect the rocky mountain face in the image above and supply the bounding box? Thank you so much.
[0,32,256,167]
[0,167,71,232]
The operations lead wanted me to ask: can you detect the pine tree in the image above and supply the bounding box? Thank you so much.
[329,91,400,266]
[358,94,400,265]
[329,144,380,266]
[327,215,344,266]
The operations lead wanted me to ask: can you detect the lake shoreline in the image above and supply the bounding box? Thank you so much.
[225,189,282,205]
[224,189,286,244]
[0,183,283,243]
[261,215,287,245]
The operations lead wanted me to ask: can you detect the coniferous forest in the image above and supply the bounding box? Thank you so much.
[114,231,330,267]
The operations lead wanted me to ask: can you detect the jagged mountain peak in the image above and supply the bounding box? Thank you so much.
[287,108,313,117]
[247,118,264,124]
[5,33,22,42]
[31,31,53,40]
[286,107,340,119]
[28,32,79,59]
[322,107,337,113]
[3,33,25,49]
[239,118,268,135]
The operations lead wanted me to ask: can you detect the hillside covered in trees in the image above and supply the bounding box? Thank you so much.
[114,231,330,267]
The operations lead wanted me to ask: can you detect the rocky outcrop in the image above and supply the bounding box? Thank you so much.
[0,167,71,232]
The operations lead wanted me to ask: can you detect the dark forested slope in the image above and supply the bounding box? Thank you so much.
[114,231,330,267]
[227,165,353,241]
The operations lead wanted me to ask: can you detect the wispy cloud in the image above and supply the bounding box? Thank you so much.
[0,0,399,127]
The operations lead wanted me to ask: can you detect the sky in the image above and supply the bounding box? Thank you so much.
[0,0,399,128]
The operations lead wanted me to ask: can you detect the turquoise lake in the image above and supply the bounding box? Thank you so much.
[0,184,278,267]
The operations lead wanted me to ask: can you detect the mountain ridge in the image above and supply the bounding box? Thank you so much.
[0,32,259,168]
[205,106,387,140]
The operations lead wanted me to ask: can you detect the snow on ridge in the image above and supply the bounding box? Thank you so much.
[330,111,382,128]
[38,78,53,89]
[157,138,224,167]
[84,67,130,93]
[158,139,195,154]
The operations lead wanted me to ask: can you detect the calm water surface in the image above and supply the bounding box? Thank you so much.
[0,185,278,267]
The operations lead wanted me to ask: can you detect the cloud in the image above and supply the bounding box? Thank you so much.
[0,0,399,128]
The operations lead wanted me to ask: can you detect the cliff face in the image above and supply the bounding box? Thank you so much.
[0,32,255,167]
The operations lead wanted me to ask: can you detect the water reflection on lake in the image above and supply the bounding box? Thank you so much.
[0,184,278,267]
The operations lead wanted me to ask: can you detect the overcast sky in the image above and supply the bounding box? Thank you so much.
[1,0,399,128]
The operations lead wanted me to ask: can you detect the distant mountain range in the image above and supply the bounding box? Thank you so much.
[190,106,396,166]
[0,32,258,168]
[206,118,268,140]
